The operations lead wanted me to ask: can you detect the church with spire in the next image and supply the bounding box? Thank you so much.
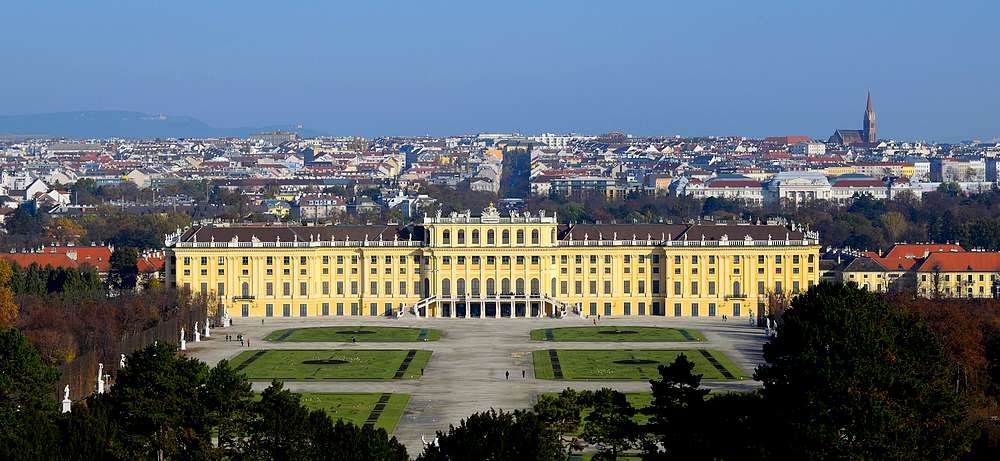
[829,92,878,146]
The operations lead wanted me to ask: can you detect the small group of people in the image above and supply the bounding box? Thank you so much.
[505,370,526,380]
[591,313,602,325]
[224,334,249,347]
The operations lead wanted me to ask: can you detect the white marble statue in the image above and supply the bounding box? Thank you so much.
[194,322,201,342]
[180,328,187,351]
[204,321,211,338]
[119,353,126,369]
[61,385,71,413]
[96,363,105,394]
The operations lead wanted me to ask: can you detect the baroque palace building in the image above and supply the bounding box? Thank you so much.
[165,205,821,319]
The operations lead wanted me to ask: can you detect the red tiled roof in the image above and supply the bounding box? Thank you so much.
[916,252,1000,272]
[862,243,965,271]
[763,136,812,145]
[0,253,79,269]
[137,254,165,273]
[40,246,113,272]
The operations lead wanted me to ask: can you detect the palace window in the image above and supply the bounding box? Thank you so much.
[502,230,510,244]
[487,229,495,244]
[516,230,524,244]
[472,230,480,244]
[443,230,451,245]
[531,229,539,245]
[458,230,465,244]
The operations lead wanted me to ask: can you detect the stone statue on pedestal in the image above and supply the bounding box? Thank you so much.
[61,385,71,413]
[96,363,105,394]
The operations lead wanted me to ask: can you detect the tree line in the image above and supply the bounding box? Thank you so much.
[3,282,999,459]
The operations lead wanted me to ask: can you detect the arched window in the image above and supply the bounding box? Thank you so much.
[442,278,451,296]
[516,230,525,244]
[531,229,539,245]
[516,278,525,295]
[241,282,250,297]
[457,278,466,296]
[502,230,510,244]
[472,229,480,244]
[471,278,481,296]
[487,229,495,245]
[442,230,451,245]
[423,278,430,296]
[502,278,511,295]
[733,281,741,297]
[457,230,465,244]
[530,278,540,295]
[487,278,496,295]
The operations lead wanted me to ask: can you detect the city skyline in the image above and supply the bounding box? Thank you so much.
[0,1,997,142]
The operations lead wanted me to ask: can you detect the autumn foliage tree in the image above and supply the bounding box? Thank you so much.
[0,261,17,328]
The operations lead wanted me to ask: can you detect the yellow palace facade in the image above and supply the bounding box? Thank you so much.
[165,205,821,319]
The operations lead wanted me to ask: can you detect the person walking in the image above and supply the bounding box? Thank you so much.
[505,370,509,380]
[522,370,526,379]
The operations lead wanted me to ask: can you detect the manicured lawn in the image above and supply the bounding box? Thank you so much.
[532,349,746,380]
[229,349,431,380]
[265,326,442,342]
[530,326,703,342]
[298,393,410,432]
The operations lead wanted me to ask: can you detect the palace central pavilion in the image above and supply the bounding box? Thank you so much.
[165,205,820,319]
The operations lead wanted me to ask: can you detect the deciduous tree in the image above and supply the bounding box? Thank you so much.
[756,282,978,459]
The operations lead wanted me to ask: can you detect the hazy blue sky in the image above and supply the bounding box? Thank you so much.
[1,1,996,141]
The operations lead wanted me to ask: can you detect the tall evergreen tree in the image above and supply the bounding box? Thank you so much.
[0,328,60,459]
[108,246,139,292]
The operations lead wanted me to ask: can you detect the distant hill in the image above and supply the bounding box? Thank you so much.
[0,110,325,139]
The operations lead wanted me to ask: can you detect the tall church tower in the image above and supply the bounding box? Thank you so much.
[862,91,876,144]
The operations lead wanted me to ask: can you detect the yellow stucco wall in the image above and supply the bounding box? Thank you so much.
[169,220,820,319]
